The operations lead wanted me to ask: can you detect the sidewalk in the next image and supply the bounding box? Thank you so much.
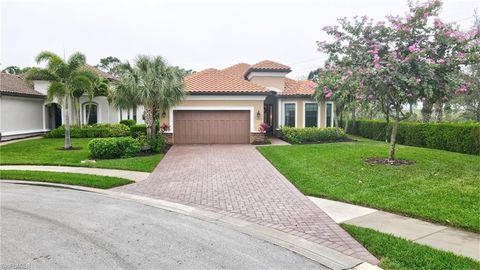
[0,165,149,182]
[308,196,480,261]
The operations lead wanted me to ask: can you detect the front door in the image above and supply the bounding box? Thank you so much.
[264,104,274,134]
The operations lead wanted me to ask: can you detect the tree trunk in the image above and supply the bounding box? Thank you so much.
[351,103,357,132]
[144,105,155,139]
[86,102,92,126]
[334,113,340,136]
[434,101,443,122]
[64,96,72,149]
[385,111,390,143]
[388,110,400,161]
[421,99,432,122]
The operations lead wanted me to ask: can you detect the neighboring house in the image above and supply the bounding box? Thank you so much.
[0,65,142,141]
[160,60,334,144]
[1,60,333,143]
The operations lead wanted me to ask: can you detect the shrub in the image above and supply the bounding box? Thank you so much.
[120,119,136,127]
[347,120,480,155]
[147,135,167,153]
[280,127,347,144]
[130,124,147,137]
[45,124,130,138]
[88,137,141,159]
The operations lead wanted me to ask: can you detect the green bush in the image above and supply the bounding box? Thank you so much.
[280,127,347,144]
[45,124,130,138]
[88,137,141,159]
[348,120,480,155]
[130,124,147,137]
[147,135,167,153]
[120,119,136,127]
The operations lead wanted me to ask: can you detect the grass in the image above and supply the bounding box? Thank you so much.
[342,224,480,270]
[257,138,480,232]
[0,138,163,172]
[0,170,133,189]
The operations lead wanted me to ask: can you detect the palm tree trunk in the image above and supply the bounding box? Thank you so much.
[388,109,400,161]
[144,105,155,139]
[64,96,72,149]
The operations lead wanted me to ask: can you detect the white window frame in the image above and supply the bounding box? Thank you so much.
[168,106,257,133]
[303,101,320,128]
[281,101,297,128]
[325,101,334,128]
[82,102,100,125]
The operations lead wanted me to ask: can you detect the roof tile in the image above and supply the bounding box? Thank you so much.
[0,73,44,97]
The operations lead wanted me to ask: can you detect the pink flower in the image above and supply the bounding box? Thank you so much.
[434,18,444,28]
[456,84,467,93]
[408,43,420,53]
[367,95,375,101]
[437,59,446,64]
[406,92,413,97]
[325,91,333,98]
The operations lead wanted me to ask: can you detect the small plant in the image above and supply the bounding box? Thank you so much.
[160,123,170,133]
[147,135,167,153]
[130,124,147,137]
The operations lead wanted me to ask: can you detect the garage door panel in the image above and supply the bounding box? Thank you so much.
[174,110,250,144]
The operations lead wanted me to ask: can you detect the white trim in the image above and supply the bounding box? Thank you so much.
[82,102,100,125]
[169,106,256,132]
[185,95,266,101]
[303,101,320,128]
[2,129,50,136]
[325,101,334,128]
[277,98,282,127]
[247,71,289,80]
[281,101,297,128]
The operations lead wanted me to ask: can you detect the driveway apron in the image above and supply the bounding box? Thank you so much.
[116,144,378,264]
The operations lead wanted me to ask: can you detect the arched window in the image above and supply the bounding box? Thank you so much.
[83,103,98,125]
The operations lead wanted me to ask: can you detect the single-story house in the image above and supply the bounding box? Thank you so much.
[1,60,334,143]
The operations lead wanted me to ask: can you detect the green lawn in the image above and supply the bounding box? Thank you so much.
[342,224,480,269]
[0,170,133,189]
[258,139,480,232]
[0,138,163,172]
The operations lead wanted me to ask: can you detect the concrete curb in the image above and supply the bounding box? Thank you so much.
[1,180,380,270]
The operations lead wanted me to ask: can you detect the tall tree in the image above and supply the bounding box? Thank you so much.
[2,66,22,74]
[112,55,186,138]
[96,56,121,76]
[26,51,97,149]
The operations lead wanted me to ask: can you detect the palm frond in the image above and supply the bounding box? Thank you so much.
[24,67,58,81]
[67,52,87,71]
[35,51,63,64]
[47,81,66,103]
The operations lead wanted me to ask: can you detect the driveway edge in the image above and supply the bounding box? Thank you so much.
[1,180,380,270]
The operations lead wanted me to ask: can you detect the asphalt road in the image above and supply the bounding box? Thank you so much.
[1,183,327,270]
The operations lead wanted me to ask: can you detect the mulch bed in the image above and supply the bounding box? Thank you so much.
[366,157,416,166]
[56,147,83,151]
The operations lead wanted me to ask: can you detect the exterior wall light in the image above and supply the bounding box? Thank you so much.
[257,110,261,119]
[162,111,166,118]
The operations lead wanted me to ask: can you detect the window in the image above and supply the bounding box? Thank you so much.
[284,103,296,127]
[133,106,137,122]
[326,102,333,127]
[84,103,98,125]
[304,103,318,127]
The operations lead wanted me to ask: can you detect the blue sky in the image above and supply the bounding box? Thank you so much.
[1,0,478,78]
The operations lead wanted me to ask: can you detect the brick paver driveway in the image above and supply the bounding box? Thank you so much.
[117,145,377,264]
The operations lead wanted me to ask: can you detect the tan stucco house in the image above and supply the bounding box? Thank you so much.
[1,60,334,143]
[162,60,334,143]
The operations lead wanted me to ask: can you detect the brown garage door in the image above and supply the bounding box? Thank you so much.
[174,110,250,144]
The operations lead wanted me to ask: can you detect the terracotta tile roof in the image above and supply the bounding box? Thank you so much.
[185,68,269,94]
[279,78,316,97]
[0,73,44,97]
[221,63,251,79]
[248,60,291,72]
[84,64,117,81]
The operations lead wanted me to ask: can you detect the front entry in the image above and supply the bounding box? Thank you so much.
[173,110,250,144]
[46,103,62,129]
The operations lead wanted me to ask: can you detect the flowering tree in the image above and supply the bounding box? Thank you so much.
[316,0,479,161]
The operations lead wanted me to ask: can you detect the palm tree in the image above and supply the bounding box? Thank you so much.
[112,55,185,138]
[26,51,97,149]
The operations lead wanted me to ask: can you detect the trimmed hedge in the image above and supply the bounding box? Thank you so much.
[88,137,141,159]
[347,120,480,155]
[120,119,136,127]
[45,124,130,138]
[130,124,147,137]
[280,127,347,144]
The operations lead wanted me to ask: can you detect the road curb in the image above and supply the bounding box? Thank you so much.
[0,180,381,270]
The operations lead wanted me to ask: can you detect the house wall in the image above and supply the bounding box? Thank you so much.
[249,76,285,92]
[163,97,266,135]
[277,97,327,128]
[0,95,46,137]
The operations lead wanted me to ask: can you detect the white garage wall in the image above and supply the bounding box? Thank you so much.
[0,95,46,135]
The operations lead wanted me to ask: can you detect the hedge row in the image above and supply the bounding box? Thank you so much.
[88,137,141,159]
[280,127,347,144]
[347,120,480,155]
[45,124,130,138]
